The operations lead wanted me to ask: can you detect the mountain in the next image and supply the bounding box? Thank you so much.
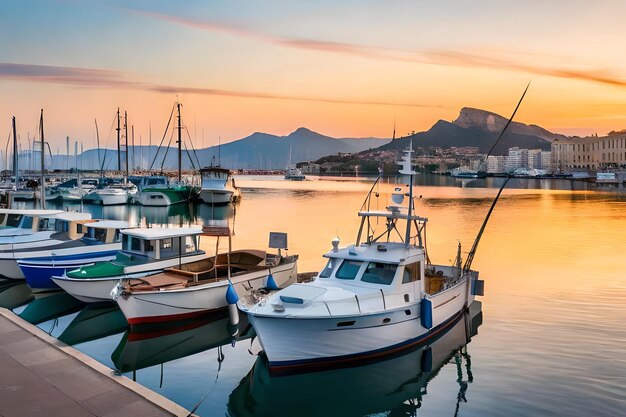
[14,128,389,171]
[380,108,561,155]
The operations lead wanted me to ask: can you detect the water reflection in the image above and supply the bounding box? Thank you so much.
[18,292,84,324]
[112,310,252,374]
[58,305,128,345]
[228,302,483,417]
[0,281,33,309]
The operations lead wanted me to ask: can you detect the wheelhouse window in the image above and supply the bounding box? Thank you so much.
[319,258,338,278]
[402,262,422,284]
[7,214,21,227]
[21,216,33,229]
[361,262,397,285]
[335,260,362,280]
[123,235,142,252]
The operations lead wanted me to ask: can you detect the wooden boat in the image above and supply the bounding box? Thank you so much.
[51,227,206,303]
[112,224,297,326]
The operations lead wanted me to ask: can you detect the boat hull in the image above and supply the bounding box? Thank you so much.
[137,188,189,206]
[51,253,207,303]
[19,251,119,292]
[198,189,233,205]
[115,260,297,326]
[247,278,471,372]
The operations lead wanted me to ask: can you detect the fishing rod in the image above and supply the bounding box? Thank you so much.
[463,82,530,273]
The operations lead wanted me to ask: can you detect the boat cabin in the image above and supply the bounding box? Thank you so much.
[49,212,95,240]
[129,175,169,190]
[120,227,203,260]
[0,209,63,235]
[82,220,129,245]
[200,167,230,188]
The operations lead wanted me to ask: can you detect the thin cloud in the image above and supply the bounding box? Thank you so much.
[126,7,626,88]
[0,62,437,108]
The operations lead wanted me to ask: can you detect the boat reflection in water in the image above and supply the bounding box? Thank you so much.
[0,280,33,309]
[58,305,128,345]
[18,292,84,325]
[229,301,483,417]
[111,309,253,375]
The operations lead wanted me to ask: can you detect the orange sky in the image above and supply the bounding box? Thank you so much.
[2,1,626,150]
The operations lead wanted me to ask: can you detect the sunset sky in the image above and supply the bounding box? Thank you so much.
[2,0,626,151]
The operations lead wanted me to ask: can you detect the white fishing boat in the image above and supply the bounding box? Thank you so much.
[83,182,138,205]
[52,227,206,303]
[240,145,485,373]
[111,225,298,326]
[0,211,94,280]
[0,208,63,237]
[284,166,306,181]
[198,167,240,205]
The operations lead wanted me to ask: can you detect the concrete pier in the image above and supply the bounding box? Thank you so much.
[0,308,192,417]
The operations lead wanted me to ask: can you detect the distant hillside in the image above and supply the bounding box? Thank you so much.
[15,128,389,171]
[380,108,557,155]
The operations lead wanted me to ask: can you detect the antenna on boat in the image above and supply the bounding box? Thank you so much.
[399,141,416,246]
[463,82,530,273]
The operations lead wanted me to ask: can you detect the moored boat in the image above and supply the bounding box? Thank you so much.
[198,167,240,205]
[0,211,94,280]
[18,220,129,292]
[111,225,298,326]
[240,145,485,373]
[51,227,206,303]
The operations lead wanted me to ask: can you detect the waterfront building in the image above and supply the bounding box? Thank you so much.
[552,133,626,172]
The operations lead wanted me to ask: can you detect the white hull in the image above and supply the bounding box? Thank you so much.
[199,189,233,205]
[137,191,174,207]
[51,252,207,303]
[115,260,297,325]
[247,278,471,368]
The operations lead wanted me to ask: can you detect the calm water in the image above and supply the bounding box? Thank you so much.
[4,176,626,416]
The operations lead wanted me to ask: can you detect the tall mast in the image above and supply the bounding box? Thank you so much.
[177,102,182,182]
[124,111,129,179]
[131,125,135,171]
[39,109,46,209]
[116,108,121,172]
[11,117,18,190]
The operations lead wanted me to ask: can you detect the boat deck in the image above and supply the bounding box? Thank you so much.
[0,308,191,417]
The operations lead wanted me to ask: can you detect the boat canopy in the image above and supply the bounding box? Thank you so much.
[358,210,428,222]
[86,220,130,230]
[0,209,63,216]
[122,227,203,240]
[54,212,93,222]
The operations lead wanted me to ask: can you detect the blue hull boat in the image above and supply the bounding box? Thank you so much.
[19,251,119,292]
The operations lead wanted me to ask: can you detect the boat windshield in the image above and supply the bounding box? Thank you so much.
[335,260,363,280]
[361,262,397,285]
[319,258,338,278]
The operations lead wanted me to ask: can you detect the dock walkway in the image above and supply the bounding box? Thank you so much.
[0,308,192,417]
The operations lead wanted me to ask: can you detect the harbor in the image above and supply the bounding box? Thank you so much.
[0,176,623,416]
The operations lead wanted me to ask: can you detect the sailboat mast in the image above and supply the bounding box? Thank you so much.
[116,108,121,172]
[177,102,182,182]
[11,117,18,190]
[124,111,129,178]
[39,109,46,209]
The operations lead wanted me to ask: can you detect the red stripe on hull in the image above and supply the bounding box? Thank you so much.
[126,307,226,326]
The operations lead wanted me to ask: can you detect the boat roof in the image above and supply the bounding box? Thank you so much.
[323,242,423,264]
[54,212,93,221]
[86,220,130,230]
[0,208,63,216]
[200,166,231,174]
[121,226,203,239]
[358,209,428,222]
